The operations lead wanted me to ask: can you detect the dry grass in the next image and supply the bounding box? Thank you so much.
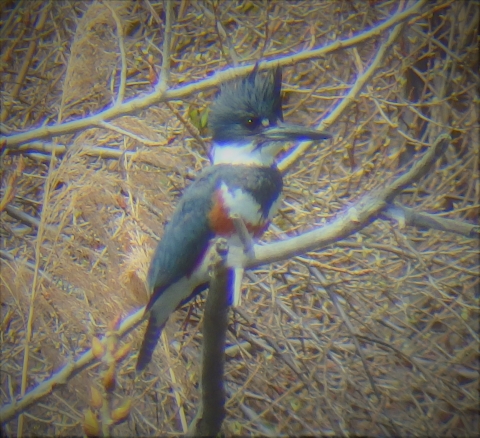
[1,0,479,436]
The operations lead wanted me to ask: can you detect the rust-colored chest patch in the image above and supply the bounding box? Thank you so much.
[208,189,267,237]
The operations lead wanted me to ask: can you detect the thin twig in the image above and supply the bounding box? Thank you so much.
[225,387,275,436]
[0,252,53,283]
[309,266,381,401]
[17,142,57,437]
[335,241,479,277]
[5,205,57,234]
[161,331,188,433]
[164,101,209,155]
[144,0,162,25]
[6,142,142,160]
[158,0,173,93]
[383,204,479,238]
[104,2,127,105]
[96,121,167,146]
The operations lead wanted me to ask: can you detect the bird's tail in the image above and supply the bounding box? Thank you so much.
[135,279,209,374]
[135,317,165,374]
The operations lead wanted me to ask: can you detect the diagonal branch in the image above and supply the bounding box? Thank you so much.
[248,134,451,267]
[0,133,451,424]
[383,204,480,238]
[278,0,418,172]
[0,310,144,424]
[2,0,427,150]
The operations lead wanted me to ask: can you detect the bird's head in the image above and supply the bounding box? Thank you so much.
[209,65,331,166]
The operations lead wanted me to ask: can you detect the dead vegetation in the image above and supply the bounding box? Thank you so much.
[1,0,479,436]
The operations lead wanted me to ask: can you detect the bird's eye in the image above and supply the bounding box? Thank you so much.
[244,117,260,130]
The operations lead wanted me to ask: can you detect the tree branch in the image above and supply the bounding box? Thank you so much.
[104,2,127,105]
[0,310,144,424]
[2,0,426,150]
[278,0,419,172]
[247,134,451,267]
[6,142,142,159]
[383,204,480,238]
[188,239,230,436]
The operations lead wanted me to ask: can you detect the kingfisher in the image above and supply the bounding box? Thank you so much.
[136,66,331,373]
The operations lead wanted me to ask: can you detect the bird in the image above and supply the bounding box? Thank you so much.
[136,65,331,373]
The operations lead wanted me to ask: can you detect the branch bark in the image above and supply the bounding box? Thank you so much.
[188,240,230,436]
[383,204,480,238]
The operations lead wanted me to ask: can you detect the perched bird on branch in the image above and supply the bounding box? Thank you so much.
[136,65,331,373]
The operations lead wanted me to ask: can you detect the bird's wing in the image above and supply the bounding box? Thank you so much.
[145,172,217,312]
[136,170,218,373]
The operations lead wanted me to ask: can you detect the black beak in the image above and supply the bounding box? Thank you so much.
[261,122,331,142]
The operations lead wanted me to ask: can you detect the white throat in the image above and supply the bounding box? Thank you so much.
[212,141,285,166]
